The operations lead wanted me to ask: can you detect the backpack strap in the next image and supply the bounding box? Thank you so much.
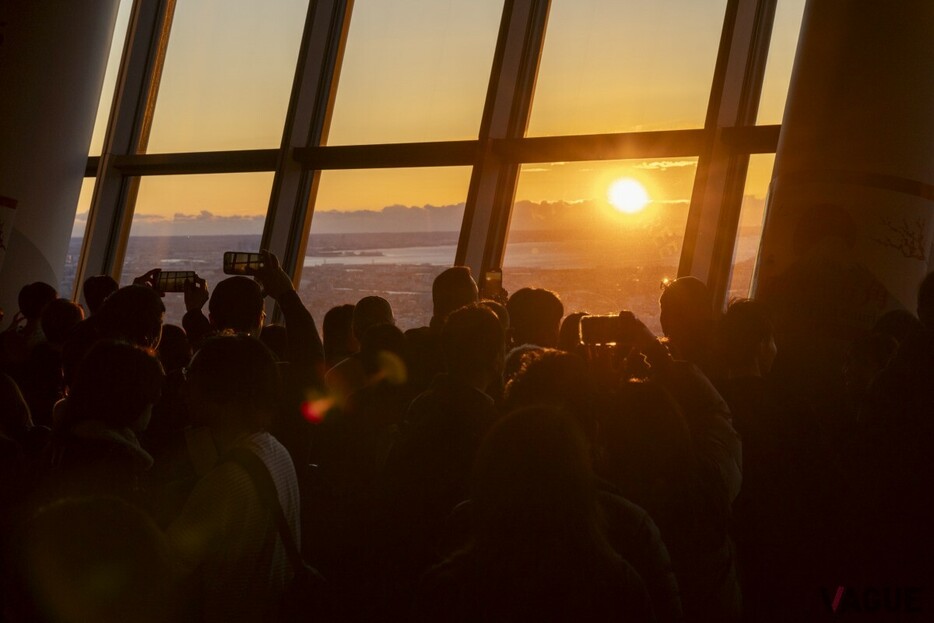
[221,447,304,573]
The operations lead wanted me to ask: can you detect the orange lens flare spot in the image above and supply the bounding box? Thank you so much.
[301,397,334,424]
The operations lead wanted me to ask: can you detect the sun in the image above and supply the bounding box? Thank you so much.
[607,178,650,214]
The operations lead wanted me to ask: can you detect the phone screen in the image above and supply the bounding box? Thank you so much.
[156,270,196,293]
[223,252,264,275]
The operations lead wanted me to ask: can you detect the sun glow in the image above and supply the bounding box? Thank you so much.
[607,178,650,214]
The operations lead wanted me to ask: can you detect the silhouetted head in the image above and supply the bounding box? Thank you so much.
[719,298,776,376]
[480,299,510,334]
[601,380,691,501]
[432,266,479,323]
[506,288,563,348]
[844,331,898,392]
[18,282,57,321]
[26,497,178,623]
[40,299,85,347]
[441,304,505,384]
[186,335,281,434]
[504,349,595,446]
[352,296,394,341]
[209,276,264,335]
[472,406,602,553]
[659,276,713,339]
[360,322,409,378]
[258,324,288,362]
[872,309,924,346]
[82,275,119,315]
[98,285,165,349]
[65,340,164,432]
[323,304,358,368]
[0,372,32,438]
[156,324,191,372]
[917,271,934,331]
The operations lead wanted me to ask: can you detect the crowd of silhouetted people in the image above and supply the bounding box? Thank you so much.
[1,252,932,622]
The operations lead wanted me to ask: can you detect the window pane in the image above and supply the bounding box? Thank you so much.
[300,167,471,330]
[503,158,698,333]
[326,0,503,145]
[88,0,133,156]
[527,0,727,137]
[727,154,774,299]
[62,179,97,298]
[121,173,273,323]
[146,0,308,153]
[757,0,806,125]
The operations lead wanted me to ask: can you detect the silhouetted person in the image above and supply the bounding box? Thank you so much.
[379,304,505,599]
[20,497,180,623]
[1,282,57,370]
[416,407,653,622]
[918,270,934,331]
[406,266,479,393]
[82,275,119,315]
[98,284,166,349]
[601,381,739,623]
[325,296,395,405]
[42,340,164,505]
[260,324,289,362]
[659,276,722,381]
[167,335,300,623]
[506,287,563,349]
[322,304,358,371]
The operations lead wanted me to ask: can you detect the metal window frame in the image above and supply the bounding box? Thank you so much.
[77,0,782,316]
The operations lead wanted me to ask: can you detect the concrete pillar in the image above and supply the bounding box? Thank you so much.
[0,0,121,325]
[754,0,934,392]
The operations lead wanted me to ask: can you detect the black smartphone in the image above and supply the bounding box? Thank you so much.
[223,251,264,276]
[156,270,197,293]
[580,312,637,346]
[480,268,505,301]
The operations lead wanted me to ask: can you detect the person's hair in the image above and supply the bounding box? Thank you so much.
[0,372,32,438]
[98,285,165,348]
[359,322,409,377]
[600,380,692,503]
[209,276,264,333]
[471,406,611,562]
[40,298,85,346]
[441,304,504,378]
[186,335,281,432]
[64,340,164,430]
[504,349,595,444]
[156,324,191,372]
[480,299,509,334]
[323,304,357,368]
[432,266,478,321]
[352,296,394,341]
[82,275,118,315]
[18,282,57,320]
[659,276,713,338]
[26,497,178,623]
[917,271,934,330]
[719,298,773,368]
[506,288,564,347]
[259,324,288,362]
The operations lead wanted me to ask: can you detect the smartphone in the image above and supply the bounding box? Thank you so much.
[480,268,505,301]
[223,251,264,276]
[156,270,197,293]
[580,312,637,346]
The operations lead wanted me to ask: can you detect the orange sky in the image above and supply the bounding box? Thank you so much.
[78,0,804,235]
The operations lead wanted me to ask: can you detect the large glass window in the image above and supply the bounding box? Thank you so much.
[326,0,503,145]
[146,0,309,153]
[727,154,774,300]
[88,0,134,156]
[756,0,806,125]
[300,167,472,330]
[503,158,698,333]
[62,180,97,298]
[527,0,727,137]
[121,173,273,323]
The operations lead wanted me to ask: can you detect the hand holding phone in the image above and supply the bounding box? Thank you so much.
[133,268,165,297]
[223,252,264,276]
[156,270,197,293]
